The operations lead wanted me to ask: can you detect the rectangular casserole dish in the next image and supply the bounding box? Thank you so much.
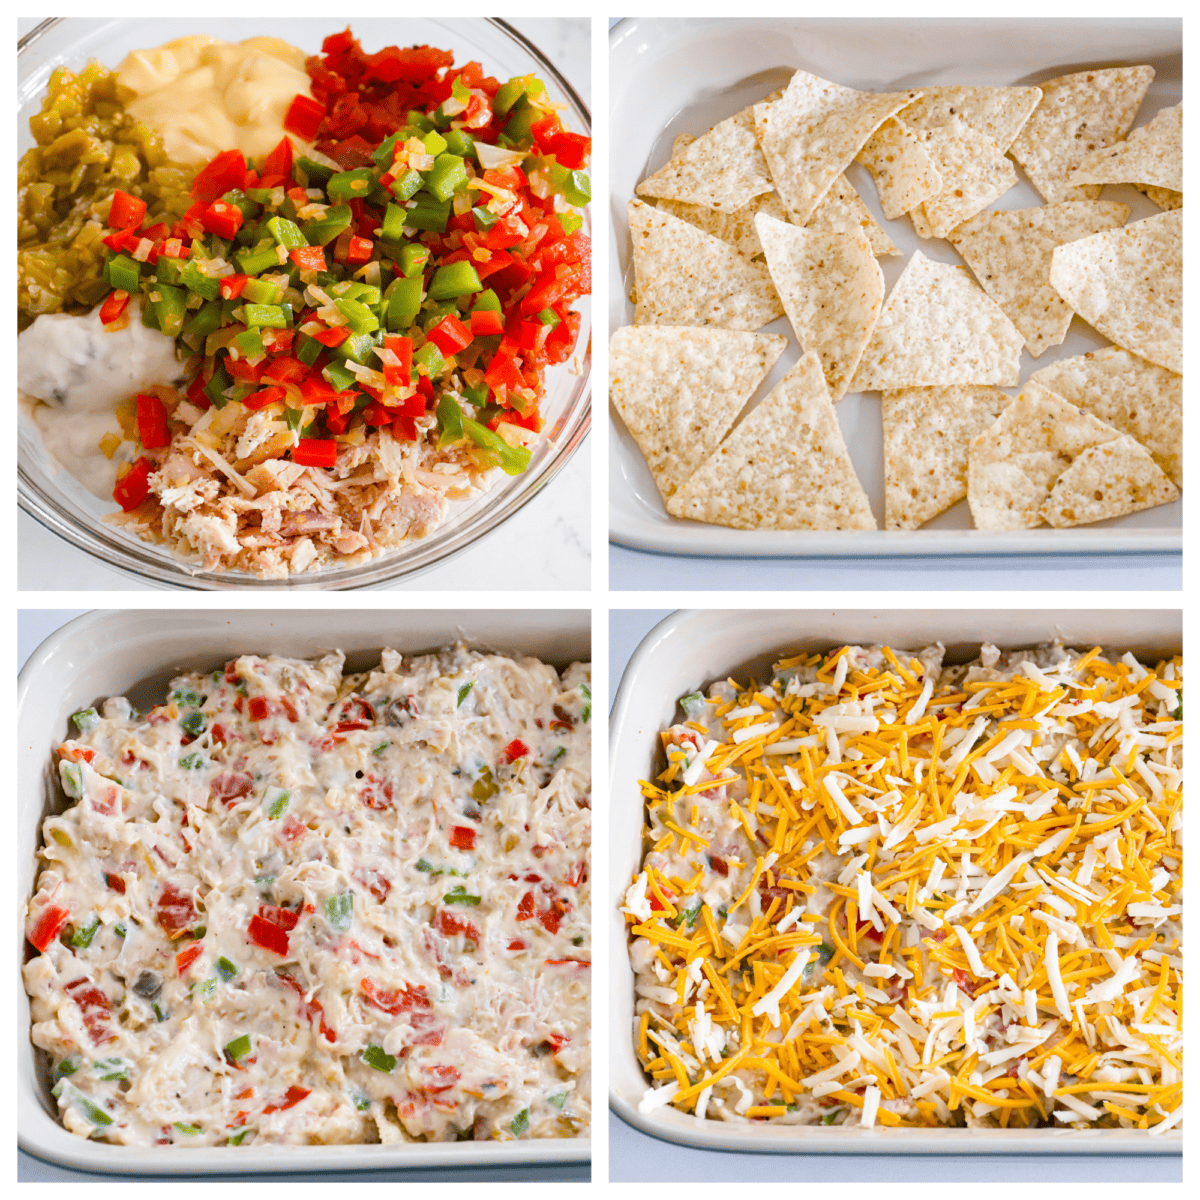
[609,608,1182,1153]
[608,17,1182,558]
[19,608,591,1174]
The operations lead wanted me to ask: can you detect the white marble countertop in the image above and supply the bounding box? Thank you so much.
[18,18,591,593]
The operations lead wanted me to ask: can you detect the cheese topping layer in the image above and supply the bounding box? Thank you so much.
[26,645,591,1146]
[625,642,1181,1133]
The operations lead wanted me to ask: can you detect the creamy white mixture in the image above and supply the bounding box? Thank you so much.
[25,646,591,1146]
[19,308,185,500]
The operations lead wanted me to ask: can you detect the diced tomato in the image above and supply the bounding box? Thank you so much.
[156,882,197,939]
[175,944,203,974]
[28,905,70,952]
[426,313,472,357]
[469,309,504,337]
[136,393,170,449]
[521,261,589,317]
[107,189,148,231]
[258,136,294,180]
[449,825,476,850]
[290,245,327,272]
[191,149,247,204]
[98,289,131,326]
[293,439,339,468]
[113,457,153,512]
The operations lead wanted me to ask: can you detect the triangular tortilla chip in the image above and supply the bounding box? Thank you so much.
[635,103,775,212]
[881,385,1011,529]
[805,174,899,256]
[1008,65,1155,203]
[898,84,1042,152]
[1136,184,1182,211]
[1049,209,1181,373]
[855,117,942,219]
[1040,435,1178,527]
[753,70,922,224]
[966,379,1125,529]
[755,216,883,401]
[609,325,787,502]
[910,117,1017,239]
[666,352,876,530]
[850,251,1024,391]
[948,201,1130,357]
[1028,347,1181,485]
[656,191,790,259]
[628,199,783,330]
[1068,102,1182,192]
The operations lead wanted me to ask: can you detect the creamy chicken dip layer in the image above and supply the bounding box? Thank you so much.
[25,645,591,1146]
[625,642,1181,1133]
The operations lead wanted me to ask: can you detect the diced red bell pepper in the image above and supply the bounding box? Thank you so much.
[219,274,250,301]
[470,309,504,337]
[247,915,289,955]
[427,314,473,357]
[136,393,170,449]
[549,130,591,169]
[361,401,393,426]
[382,335,412,386]
[258,173,289,190]
[284,94,327,141]
[504,738,530,763]
[102,228,142,254]
[191,149,247,204]
[263,328,295,354]
[99,290,131,326]
[484,353,525,396]
[298,376,342,405]
[518,320,549,354]
[311,326,351,347]
[262,355,309,385]
[474,250,514,281]
[159,237,188,259]
[226,357,266,383]
[345,235,374,265]
[392,414,418,442]
[263,1085,311,1114]
[531,113,562,147]
[293,438,339,468]
[108,188,147,231]
[28,905,70,952]
[175,944,203,974]
[113,457,153,511]
[521,262,589,317]
[185,374,211,411]
[544,310,580,365]
[449,825,477,850]
[260,905,300,931]
[244,385,287,411]
[258,136,294,180]
[202,199,244,240]
[484,215,527,251]
[290,245,327,272]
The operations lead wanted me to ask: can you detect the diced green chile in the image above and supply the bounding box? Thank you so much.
[362,1044,397,1073]
[325,892,354,931]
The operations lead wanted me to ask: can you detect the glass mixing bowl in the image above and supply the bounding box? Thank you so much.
[18,18,590,590]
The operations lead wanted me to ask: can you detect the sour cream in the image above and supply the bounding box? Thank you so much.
[19,307,184,500]
[116,36,312,167]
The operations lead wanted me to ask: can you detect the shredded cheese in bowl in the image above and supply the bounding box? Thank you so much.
[624,642,1182,1134]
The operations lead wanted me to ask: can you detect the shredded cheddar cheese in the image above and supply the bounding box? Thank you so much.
[624,642,1182,1133]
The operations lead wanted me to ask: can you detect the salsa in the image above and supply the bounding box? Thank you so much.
[93,29,590,519]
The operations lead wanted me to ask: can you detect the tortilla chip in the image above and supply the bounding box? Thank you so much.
[628,199,784,330]
[966,378,1124,530]
[755,216,883,402]
[1136,184,1182,211]
[1008,65,1155,203]
[635,103,775,211]
[657,191,791,259]
[881,385,1011,529]
[753,70,922,224]
[1068,102,1182,192]
[1049,209,1181,373]
[898,84,1042,152]
[609,325,787,503]
[805,174,899,256]
[672,132,697,157]
[850,251,1024,391]
[666,352,876,530]
[1040,435,1178,527]
[909,117,1017,240]
[855,117,942,219]
[948,201,1130,357]
[1028,347,1181,485]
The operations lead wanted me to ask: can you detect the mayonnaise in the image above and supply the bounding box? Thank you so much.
[19,307,184,500]
[116,36,312,167]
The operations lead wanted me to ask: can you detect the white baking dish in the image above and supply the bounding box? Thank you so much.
[608,18,1182,558]
[19,609,591,1175]
[609,608,1182,1154]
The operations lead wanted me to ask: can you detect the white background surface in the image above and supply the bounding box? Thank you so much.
[606,17,1182,593]
[607,607,1182,1183]
[17,17,591,593]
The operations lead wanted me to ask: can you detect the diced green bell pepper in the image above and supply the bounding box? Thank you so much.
[204,360,232,408]
[302,204,353,247]
[421,130,448,157]
[179,259,220,302]
[154,256,185,287]
[225,1034,251,1061]
[325,892,354,931]
[472,206,499,232]
[241,275,285,305]
[107,252,142,293]
[414,341,445,378]
[470,288,502,315]
[443,129,476,160]
[334,296,379,336]
[425,153,468,202]
[437,395,464,447]
[235,328,265,360]
[153,283,187,337]
[386,275,423,330]
[267,215,307,249]
[389,168,423,204]
[235,244,285,276]
[295,333,323,366]
[242,304,288,329]
[70,916,101,948]
[326,168,375,203]
[405,196,451,232]
[493,77,526,117]
[323,361,360,393]
[361,1044,396,1073]
[463,416,531,476]
[429,260,481,300]
[296,156,333,186]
